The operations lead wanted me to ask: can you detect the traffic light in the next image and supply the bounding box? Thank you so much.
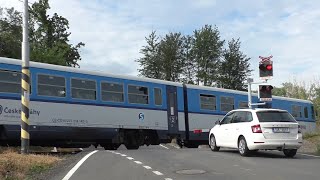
[259,85,273,101]
[259,61,273,79]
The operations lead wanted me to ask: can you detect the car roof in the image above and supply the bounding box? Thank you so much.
[230,108,288,113]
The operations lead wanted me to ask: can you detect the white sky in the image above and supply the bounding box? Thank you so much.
[1,0,320,90]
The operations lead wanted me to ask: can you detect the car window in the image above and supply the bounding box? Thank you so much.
[232,111,253,123]
[256,111,296,122]
[245,112,253,122]
[220,112,234,125]
[232,111,245,123]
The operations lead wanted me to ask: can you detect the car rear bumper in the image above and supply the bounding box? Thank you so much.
[248,140,302,150]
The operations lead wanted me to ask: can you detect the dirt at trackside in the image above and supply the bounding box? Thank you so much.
[0,148,62,180]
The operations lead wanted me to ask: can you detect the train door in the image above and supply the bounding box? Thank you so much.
[166,85,179,134]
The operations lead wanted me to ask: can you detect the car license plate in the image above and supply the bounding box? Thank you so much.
[273,127,290,133]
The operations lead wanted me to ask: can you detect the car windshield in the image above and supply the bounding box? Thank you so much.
[256,111,296,122]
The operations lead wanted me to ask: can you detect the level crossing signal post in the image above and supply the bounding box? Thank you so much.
[21,0,30,154]
[247,55,274,109]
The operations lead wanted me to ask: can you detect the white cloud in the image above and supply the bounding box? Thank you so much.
[1,0,320,90]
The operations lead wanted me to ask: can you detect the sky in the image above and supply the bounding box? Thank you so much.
[1,0,320,90]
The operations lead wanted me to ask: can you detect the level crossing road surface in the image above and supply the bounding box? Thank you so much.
[51,144,320,180]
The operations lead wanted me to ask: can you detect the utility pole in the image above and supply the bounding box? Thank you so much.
[21,0,30,154]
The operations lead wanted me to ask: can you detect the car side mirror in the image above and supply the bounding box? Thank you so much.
[215,120,221,125]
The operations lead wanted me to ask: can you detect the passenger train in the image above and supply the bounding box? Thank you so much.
[0,57,316,150]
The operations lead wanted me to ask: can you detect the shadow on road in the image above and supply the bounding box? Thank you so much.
[217,149,318,159]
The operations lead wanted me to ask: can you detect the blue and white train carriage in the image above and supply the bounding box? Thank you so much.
[0,57,317,149]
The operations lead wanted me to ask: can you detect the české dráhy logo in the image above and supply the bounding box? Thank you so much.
[138,113,144,121]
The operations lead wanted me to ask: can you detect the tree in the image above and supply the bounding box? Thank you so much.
[29,0,84,67]
[158,32,185,82]
[272,79,320,121]
[181,35,196,84]
[0,7,22,59]
[136,30,163,79]
[271,86,287,97]
[0,0,85,67]
[192,25,224,86]
[216,38,252,91]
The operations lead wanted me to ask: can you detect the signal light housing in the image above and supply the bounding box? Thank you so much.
[259,61,273,79]
[259,85,273,101]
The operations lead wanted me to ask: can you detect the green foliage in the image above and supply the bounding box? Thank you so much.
[158,32,185,82]
[0,7,22,59]
[136,30,163,79]
[29,164,50,174]
[181,35,196,84]
[273,79,320,121]
[271,86,287,97]
[216,38,252,91]
[0,0,85,67]
[192,25,224,86]
[136,24,251,89]
[303,132,320,140]
[136,31,186,82]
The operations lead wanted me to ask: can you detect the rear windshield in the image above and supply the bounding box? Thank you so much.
[256,111,297,122]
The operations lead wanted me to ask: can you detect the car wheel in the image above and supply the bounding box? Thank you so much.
[283,149,297,158]
[209,135,220,151]
[238,137,250,156]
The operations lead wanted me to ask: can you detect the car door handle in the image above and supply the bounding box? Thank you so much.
[236,128,239,130]
[225,129,228,130]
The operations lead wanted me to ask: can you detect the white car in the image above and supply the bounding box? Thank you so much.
[208,108,303,157]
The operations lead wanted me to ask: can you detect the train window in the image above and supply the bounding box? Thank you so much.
[291,105,302,118]
[239,101,249,109]
[128,85,148,104]
[200,94,216,110]
[154,88,162,106]
[221,96,234,112]
[311,105,315,119]
[71,78,96,100]
[37,74,66,97]
[101,82,124,102]
[304,107,309,118]
[0,70,21,94]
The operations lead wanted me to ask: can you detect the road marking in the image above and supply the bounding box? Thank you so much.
[160,144,169,149]
[168,144,181,149]
[241,168,252,171]
[127,157,134,160]
[114,152,121,155]
[62,150,98,180]
[298,153,320,158]
[143,166,152,169]
[153,171,163,175]
[165,178,173,180]
[134,161,143,164]
[121,154,127,157]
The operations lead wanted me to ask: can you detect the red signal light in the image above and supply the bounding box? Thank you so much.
[266,64,272,71]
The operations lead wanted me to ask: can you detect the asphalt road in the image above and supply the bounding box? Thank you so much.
[51,144,320,180]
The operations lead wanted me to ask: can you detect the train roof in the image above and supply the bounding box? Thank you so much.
[185,84,313,104]
[0,57,183,87]
[0,57,313,104]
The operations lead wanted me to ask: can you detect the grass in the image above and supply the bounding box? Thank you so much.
[299,121,320,155]
[0,147,61,180]
[303,132,320,140]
